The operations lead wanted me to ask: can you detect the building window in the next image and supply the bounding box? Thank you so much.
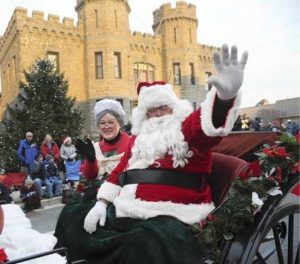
[13,56,17,83]
[174,28,177,43]
[190,63,195,85]
[95,10,99,28]
[173,63,181,85]
[133,62,155,83]
[8,64,12,91]
[95,52,103,79]
[47,52,59,71]
[114,52,122,79]
[189,28,192,43]
[114,10,118,28]
[205,72,212,91]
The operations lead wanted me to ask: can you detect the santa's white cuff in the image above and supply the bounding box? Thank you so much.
[97,181,121,202]
[201,87,241,137]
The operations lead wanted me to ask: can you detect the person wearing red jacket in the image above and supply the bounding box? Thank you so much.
[40,134,60,165]
[55,44,248,264]
[77,99,131,182]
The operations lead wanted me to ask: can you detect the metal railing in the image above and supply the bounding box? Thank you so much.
[6,247,87,264]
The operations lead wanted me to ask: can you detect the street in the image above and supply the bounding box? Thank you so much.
[25,204,65,233]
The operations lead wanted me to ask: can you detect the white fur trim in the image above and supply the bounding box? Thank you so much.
[94,99,125,123]
[63,137,71,144]
[138,83,178,109]
[97,182,121,202]
[113,184,215,225]
[201,87,241,137]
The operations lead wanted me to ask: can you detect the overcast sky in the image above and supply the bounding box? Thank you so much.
[0,0,299,107]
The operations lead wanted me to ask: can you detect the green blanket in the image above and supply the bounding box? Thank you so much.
[54,197,204,264]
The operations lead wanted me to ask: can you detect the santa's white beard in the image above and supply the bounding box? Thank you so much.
[128,114,193,169]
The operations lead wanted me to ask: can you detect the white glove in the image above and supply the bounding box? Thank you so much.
[208,44,248,100]
[84,201,107,234]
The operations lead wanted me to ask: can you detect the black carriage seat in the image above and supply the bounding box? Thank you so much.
[209,152,249,207]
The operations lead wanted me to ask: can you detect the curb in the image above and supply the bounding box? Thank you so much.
[14,195,63,207]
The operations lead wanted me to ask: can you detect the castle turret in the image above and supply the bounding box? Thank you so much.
[75,0,132,134]
[76,0,130,36]
[152,2,198,98]
[153,1,197,49]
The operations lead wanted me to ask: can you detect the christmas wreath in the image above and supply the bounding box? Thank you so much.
[191,133,300,261]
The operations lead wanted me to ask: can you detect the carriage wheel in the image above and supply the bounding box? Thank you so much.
[252,205,300,264]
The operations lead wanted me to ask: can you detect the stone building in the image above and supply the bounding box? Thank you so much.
[0,0,218,135]
[239,97,300,126]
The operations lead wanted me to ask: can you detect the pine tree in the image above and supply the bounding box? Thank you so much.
[0,59,84,172]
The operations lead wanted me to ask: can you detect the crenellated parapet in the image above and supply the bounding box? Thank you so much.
[75,0,130,12]
[198,44,220,52]
[130,31,161,53]
[0,8,19,60]
[153,1,197,32]
[0,7,20,48]
[0,7,83,47]
[197,44,220,68]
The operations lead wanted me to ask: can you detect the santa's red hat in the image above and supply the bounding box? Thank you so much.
[63,136,71,144]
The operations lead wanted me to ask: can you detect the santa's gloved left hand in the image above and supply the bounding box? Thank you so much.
[84,201,107,234]
[208,44,248,100]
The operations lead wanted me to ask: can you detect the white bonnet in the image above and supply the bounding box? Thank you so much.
[94,99,125,124]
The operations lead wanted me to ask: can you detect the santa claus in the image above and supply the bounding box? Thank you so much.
[82,44,248,233]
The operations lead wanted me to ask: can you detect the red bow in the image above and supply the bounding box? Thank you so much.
[137,81,166,95]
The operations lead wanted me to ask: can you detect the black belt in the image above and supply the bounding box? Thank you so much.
[119,169,207,190]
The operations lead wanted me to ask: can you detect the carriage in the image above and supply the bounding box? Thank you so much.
[4,132,299,264]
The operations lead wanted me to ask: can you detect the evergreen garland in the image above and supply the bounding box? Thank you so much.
[0,60,84,172]
[191,134,299,262]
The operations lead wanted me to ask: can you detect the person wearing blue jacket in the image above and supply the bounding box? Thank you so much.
[17,132,39,176]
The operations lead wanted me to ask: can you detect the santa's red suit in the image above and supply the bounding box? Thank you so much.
[84,86,241,225]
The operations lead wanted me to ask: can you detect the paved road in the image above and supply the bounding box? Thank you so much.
[25,204,65,233]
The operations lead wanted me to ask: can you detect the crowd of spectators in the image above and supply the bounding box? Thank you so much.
[0,133,83,211]
[233,114,299,136]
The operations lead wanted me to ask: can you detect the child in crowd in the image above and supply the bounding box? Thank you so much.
[20,178,41,212]
[43,154,62,198]
[29,154,47,198]
[0,182,12,205]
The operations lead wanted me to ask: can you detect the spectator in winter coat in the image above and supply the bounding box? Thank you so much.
[285,120,293,136]
[17,132,39,176]
[60,136,77,162]
[241,114,250,131]
[43,154,62,198]
[0,183,12,204]
[40,134,60,166]
[232,114,242,131]
[252,117,262,131]
[20,178,41,211]
[29,154,49,198]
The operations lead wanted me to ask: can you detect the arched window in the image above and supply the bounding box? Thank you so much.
[133,63,155,83]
